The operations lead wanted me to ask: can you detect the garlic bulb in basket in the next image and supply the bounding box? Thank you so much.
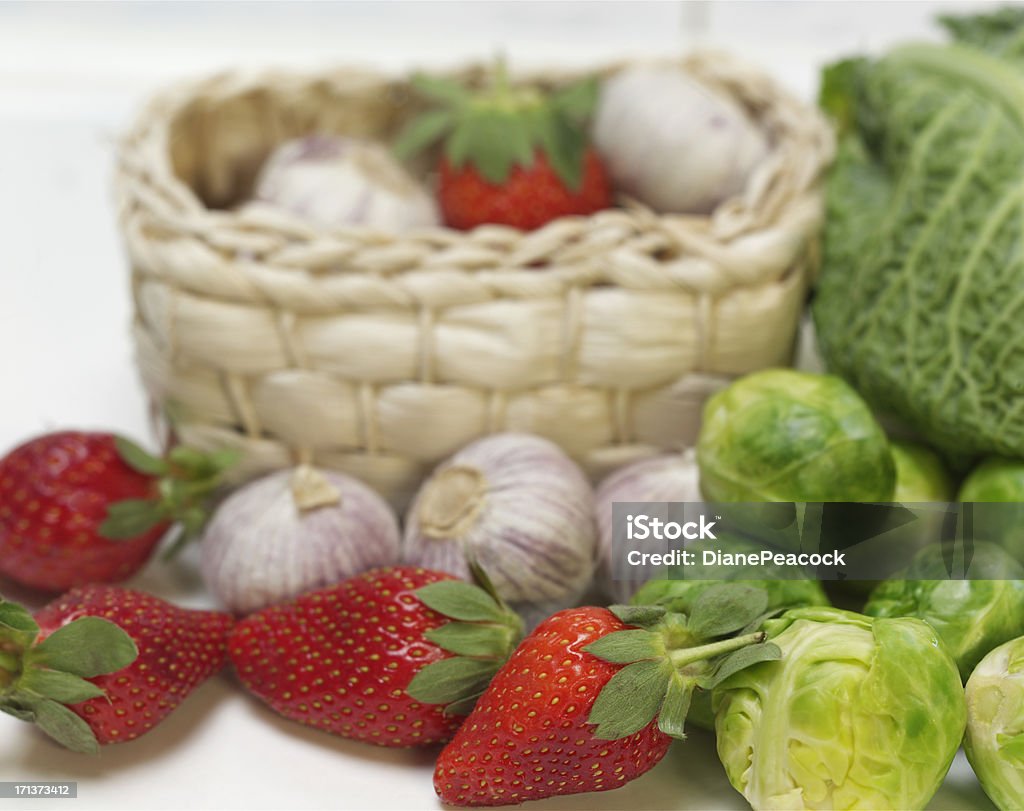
[594,450,703,603]
[592,65,769,214]
[403,434,597,622]
[250,135,440,231]
[200,466,400,614]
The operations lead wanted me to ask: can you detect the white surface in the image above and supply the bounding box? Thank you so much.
[0,2,1007,809]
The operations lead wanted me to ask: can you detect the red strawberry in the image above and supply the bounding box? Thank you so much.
[438,148,610,231]
[435,586,782,806]
[395,64,612,231]
[437,607,671,806]
[0,586,233,752]
[0,431,235,591]
[229,566,522,748]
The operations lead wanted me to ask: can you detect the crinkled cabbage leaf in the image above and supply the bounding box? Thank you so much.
[814,9,1024,459]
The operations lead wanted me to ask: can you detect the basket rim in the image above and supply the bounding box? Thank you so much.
[116,50,835,246]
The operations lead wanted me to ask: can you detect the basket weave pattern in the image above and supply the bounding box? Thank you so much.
[116,53,834,508]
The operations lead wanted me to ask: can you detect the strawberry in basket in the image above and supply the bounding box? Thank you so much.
[395,62,612,231]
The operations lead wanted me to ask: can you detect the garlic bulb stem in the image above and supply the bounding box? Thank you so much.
[290,465,342,511]
[417,466,487,539]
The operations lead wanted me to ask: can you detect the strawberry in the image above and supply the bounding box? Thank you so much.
[0,431,235,591]
[435,585,782,806]
[437,148,610,232]
[229,565,522,748]
[395,65,612,231]
[0,586,233,752]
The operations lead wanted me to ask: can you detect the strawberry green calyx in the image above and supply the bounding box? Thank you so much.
[584,584,782,741]
[100,437,238,556]
[394,62,599,190]
[406,563,524,716]
[0,598,137,753]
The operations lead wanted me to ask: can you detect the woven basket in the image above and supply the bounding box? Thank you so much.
[116,53,834,510]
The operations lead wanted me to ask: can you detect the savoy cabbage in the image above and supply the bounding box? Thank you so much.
[814,9,1024,460]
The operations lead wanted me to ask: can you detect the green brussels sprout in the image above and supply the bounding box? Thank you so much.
[965,637,1024,811]
[697,369,895,502]
[715,607,965,810]
[892,440,954,502]
[864,542,1024,679]
[960,457,1024,502]
[631,534,830,731]
[959,457,1024,561]
[833,442,953,599]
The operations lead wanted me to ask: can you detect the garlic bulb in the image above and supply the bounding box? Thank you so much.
[200,466,400,614]
[594,450,703,603]
[403,434,597,621]
[592,66,769,214]
[250,135,440,231]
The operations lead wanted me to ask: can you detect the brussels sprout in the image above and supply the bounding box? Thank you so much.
[892,440,954,502]
[959,457,1024,561]
[697,369,895,502]
[864,542,1024,679]
[631,534,830,731]
[965,637,1024,811]
[715,607,965,810]
[833,443,953,598]
[961,457,1024,502]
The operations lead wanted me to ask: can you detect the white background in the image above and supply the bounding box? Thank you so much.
[0,2,1006,809]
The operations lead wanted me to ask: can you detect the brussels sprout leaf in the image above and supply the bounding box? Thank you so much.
[997,731,1024,759]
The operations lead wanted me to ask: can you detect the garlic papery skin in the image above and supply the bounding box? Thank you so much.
[403,434,597,616]
[594,450,703,603]
[250,135,440,232]
[592,66,769,214]
[200,466,400,614]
